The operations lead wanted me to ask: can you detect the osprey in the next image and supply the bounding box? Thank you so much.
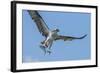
[28,10,87,54]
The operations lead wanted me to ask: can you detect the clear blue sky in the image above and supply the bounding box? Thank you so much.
[22,10,91,63]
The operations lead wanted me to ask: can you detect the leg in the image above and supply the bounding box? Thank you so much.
[44,40,50,48]
[41,40,45,44]
[48,41,53,50]
[40,44,46,54]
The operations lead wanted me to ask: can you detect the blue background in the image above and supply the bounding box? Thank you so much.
[22,10,91,63]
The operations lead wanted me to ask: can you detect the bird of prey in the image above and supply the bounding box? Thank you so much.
[28,10,87,54]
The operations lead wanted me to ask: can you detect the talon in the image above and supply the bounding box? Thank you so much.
[45,44,48,47]
[40,45,45,49]
[41,41,45,44]
[45,42,48,47]
[41,42,43,44]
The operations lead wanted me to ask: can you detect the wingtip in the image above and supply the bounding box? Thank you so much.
[80,34,87,39]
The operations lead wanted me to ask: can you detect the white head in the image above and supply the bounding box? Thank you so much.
[55,29,59,32]
[52,29,60,33]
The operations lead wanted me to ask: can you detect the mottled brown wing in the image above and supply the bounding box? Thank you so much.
[28,10,49,37]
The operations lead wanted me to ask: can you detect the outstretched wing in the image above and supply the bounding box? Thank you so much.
[55,34,87,41]
[28,10,49,37]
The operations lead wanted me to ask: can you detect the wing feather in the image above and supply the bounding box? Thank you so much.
[28,10,49,37]
[55,35,87,41]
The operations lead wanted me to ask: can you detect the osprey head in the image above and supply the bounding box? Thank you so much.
[55,29,60,32]
[52,29,60,33]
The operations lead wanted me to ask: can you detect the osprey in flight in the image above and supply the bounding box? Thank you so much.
[28,10,87,54]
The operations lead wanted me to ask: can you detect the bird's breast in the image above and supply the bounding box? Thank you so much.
[48,31,57,40]
[51,33,58,39]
